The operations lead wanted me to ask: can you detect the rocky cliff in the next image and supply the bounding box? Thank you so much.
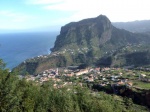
[51,15,112,52]
[52,15,150,52]
[13,15,150,74]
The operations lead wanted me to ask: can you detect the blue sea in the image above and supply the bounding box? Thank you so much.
[0,32,58,69]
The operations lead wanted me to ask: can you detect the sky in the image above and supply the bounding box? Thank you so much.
[0,0,150,32]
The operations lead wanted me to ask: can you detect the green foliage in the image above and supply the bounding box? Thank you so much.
[0,60,149,112]
[125,51,150,66]
[132,80,150,89]
[0,59,6,70]
[0,73,148,112]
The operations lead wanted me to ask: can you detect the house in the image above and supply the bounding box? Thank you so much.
[43,73,48,76]
[87,78,94,82]
[111,75,119,81]
[40,77,49,82]
[139,74,146,80]
[126,82,133,87]
[117,80,125,85]
[102,78,106,81]
[103,67,110,71]
[83,76,89,80]
[66,73,74,77]
[48,75,55,79]
[76,69,89,76]
[89,74,93,78]
[26,76,35,81]
[119,72,123,76]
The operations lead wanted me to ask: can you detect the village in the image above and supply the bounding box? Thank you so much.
[24,65,150,92]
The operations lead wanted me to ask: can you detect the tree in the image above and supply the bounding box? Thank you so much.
[0,59,6,70]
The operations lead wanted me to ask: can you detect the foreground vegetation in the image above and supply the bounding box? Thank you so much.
[0,59,149,112]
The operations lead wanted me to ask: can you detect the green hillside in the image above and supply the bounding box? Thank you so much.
[13,15,150,75]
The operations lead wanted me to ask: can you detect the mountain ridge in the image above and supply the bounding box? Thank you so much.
[13,15,150,74]
[51,15,112,52]
[113,20,150,33]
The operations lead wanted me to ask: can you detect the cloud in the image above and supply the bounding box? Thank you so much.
[26,0,100,11]
[26,0,64,5]
[28,0,150,22]
[40,0,104,24]
[0,10,16,17]
[43,0,100,11]
[2,0,149,31]
[25,0,102,25]
[0,10,33,23]
[0,10,36,30]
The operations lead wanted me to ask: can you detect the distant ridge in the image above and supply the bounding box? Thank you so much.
[13,15,150,74]
[113,20,150,33]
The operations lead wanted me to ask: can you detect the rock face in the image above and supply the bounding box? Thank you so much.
[52,15,150,54]
[14,15,150,74]
[51,15,112,52]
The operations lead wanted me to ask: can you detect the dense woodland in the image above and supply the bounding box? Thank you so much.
[0,59,149,112]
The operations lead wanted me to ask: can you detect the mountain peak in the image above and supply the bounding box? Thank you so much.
[14,15,150,74]
[51,15,112,52]
[96,14,109,20]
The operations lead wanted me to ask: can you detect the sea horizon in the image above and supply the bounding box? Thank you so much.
[0,31,58,70]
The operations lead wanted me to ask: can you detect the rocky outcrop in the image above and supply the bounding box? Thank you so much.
[14,15,150,74]
[51,15,112,52]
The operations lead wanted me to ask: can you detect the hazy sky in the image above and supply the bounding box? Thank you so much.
[0,0,150,32]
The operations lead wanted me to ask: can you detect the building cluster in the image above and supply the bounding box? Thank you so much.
[25,66,135,90]
[25,68,60,83]
[139,74,150,82]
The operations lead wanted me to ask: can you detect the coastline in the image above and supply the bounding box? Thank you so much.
[0,32,57,69]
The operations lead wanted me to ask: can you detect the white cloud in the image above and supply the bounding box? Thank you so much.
[0,10,17,17]
[40,0,106,25]
[26,0,64,5]
[1,0,150,31]
[0,10,36,30]
[43,0,100,11]
[26,0,101,11]
[0,10,33,23]
[28,0,150,22]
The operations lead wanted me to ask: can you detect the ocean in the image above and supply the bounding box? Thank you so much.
[0,32,58,69]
